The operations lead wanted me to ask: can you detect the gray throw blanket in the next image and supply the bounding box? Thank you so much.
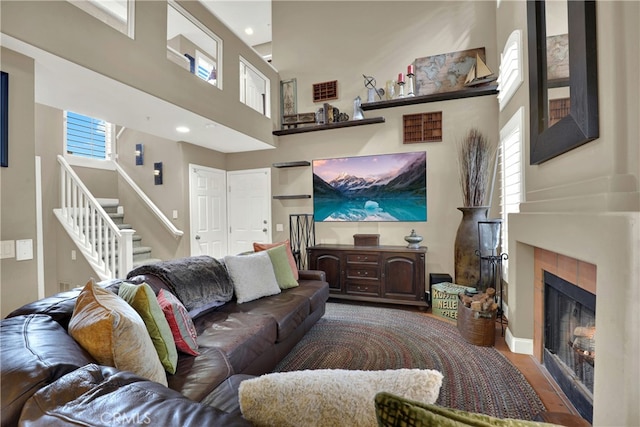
[126,256,234,313]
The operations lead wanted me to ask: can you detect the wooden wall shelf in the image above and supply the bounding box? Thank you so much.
[361,85,498,111]
[273,117,385,136]
[273,195,311,200]
[272,161,311,168]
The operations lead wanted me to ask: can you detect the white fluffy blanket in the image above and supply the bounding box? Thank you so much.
[238,368,443,427]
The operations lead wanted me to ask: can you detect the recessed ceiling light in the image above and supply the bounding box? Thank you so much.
[244,27,254,35]
[205,123,216,129]
[176,126,190,133]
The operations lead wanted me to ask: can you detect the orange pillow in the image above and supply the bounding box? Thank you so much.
[253,240,299,280]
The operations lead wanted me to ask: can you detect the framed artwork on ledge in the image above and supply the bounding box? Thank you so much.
[280,78,297,120]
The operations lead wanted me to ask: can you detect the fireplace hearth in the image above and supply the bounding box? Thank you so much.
[543,271,596,423]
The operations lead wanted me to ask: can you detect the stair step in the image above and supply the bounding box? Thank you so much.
[97,198,120,214]
[117,224,133,230]
[108,213,125,225]
[133,246,152,255]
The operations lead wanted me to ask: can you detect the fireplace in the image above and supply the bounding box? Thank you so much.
[543,271,595,423]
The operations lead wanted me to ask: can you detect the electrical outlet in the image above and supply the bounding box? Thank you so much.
[71,250,76,260]
[172,210,178,219]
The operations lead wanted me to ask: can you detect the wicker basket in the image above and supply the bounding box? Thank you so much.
[456,294,496,346]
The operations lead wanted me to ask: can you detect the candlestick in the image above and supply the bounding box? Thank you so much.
[397,73,404,83]
[407,64,414,75]
[407,73,415,97]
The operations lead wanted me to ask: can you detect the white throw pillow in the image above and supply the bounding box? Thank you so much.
[224,251,281,304]
[239,368,443,427]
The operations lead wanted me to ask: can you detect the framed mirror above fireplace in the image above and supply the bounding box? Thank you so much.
[527,0,599,164]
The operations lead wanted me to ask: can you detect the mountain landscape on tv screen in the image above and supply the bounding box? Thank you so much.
[313,152,427,222]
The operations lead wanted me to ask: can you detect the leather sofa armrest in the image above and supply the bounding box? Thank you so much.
[19,364,252,427]
[298,269,326,282]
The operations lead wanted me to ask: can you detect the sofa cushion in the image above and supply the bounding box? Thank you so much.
[167,347,233,402]
[253,240,299,280]
[239,369,444,427]
[0,314,94,427]
[264,244,299,289]
[157,289,200,356]
[18,364,252,427]
[224,251,281,303]
[194,310,278,374]
[286,279,331,313]
[118,282,178,374]
[126,256,234,317]
[220,291,310,343]
[68,280,167,386]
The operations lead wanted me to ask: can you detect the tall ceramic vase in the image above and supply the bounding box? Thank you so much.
[454,206,489,288]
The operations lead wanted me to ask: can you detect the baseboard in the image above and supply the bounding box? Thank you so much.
[505,327,534,355]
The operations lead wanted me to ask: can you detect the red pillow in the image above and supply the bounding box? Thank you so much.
[157,289,200,356]
[253,240,299,280]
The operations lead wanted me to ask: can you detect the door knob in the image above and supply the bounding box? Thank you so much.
[195,235,201,240]
[262,228,267,232]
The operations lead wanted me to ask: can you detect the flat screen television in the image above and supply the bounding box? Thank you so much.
[312,151,427,222]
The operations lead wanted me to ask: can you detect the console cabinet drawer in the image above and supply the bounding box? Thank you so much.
[346,253,380,264]
[346,282,381,296]
[346,266,379,280]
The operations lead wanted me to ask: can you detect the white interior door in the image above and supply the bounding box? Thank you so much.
[227,168,271,255]
[189,164,227,258]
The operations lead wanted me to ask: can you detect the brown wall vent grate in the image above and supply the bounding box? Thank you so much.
[403,111,443,143]
[313,80,338,103]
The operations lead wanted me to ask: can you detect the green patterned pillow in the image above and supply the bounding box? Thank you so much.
[374,392,561,427]
[119,282,178,374]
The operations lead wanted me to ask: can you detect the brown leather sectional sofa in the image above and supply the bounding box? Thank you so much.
[1,268,329,426]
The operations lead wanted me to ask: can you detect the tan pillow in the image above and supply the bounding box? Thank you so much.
[253,240,299,280]
[68,279,167,386]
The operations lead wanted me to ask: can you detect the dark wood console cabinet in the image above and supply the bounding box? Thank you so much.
[307,244,427,308]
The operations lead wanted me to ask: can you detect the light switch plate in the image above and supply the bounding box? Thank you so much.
[16,239,33,261]
[276,224,284,232]
[0,240,15,259]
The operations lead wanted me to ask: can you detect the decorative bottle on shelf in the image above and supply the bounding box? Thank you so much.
[353,96,364,120]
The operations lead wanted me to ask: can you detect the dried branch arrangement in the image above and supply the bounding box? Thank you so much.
[457,128,496,207]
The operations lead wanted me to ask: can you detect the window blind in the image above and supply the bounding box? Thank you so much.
[65,111,110,160]
[499,107,524,278]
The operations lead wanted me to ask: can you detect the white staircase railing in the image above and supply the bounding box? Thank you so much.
[53,155,134,280]
[113,161,183,237]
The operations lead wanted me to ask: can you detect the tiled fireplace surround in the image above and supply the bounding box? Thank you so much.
[532,248,596,363]
[508,211,639,426]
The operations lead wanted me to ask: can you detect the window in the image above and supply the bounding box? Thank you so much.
[196,50,217,85]
[167,1,222,89]
[68,0,134,38]
[497,30,524,111]
[499,107,524,278]
[65,111,113,161]
[240,56,270,117]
